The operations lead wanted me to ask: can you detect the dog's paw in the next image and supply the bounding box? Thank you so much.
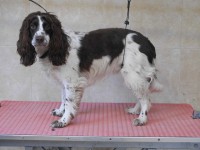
[133,118,147,126]
[51,120,67,128]
[126,107,140,115]
[51,109,64,117]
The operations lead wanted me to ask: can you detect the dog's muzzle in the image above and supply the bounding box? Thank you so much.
[35,35,45,44]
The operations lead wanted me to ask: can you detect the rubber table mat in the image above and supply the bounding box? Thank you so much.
[0,100,199,137]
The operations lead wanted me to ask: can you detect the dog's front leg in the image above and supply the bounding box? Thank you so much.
[51,87,66,117]
[51,82,85,128]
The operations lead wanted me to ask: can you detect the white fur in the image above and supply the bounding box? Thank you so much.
[31,16,162,128]
[32,16,50,57]
[84,56,122,86]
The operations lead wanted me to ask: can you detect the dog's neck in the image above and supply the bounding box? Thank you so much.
[34,46,49,57]
[39,50,49,59]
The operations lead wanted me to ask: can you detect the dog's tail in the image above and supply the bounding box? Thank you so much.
[149,78,163,93]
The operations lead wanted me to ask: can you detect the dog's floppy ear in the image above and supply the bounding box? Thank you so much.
[47,14,69,66]
[17,14,36,66]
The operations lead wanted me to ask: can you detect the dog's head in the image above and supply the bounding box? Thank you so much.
[17,11,69,66]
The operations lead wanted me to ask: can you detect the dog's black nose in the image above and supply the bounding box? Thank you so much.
[35,36,44,44]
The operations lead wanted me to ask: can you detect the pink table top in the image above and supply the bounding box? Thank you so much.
[0,100,200,138]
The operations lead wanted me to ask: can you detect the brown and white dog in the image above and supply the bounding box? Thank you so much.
[17,11,162,128]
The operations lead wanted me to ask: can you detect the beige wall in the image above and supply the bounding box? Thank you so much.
[0,0,200,150]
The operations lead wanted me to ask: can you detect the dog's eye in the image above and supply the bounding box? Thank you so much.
[30,24,36,30]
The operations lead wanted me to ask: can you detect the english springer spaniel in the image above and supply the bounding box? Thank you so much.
[17,11,162,128]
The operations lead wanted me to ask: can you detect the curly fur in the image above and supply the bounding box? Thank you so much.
[17,11,69,66]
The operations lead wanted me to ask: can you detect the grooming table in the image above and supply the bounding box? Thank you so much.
[0,101,200,150]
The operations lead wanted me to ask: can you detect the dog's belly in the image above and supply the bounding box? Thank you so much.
[83,55,122,86]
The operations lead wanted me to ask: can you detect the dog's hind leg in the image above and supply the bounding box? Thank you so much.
[120,33,158,125]
[126,100,141,115]
[133,95,151,126]
[121,68,151,126]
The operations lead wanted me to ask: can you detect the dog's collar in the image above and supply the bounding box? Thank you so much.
[39,50,49,59]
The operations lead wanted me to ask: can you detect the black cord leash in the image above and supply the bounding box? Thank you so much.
[29,0,48,13]
[121,0,131,68]
[124,0,131,29]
